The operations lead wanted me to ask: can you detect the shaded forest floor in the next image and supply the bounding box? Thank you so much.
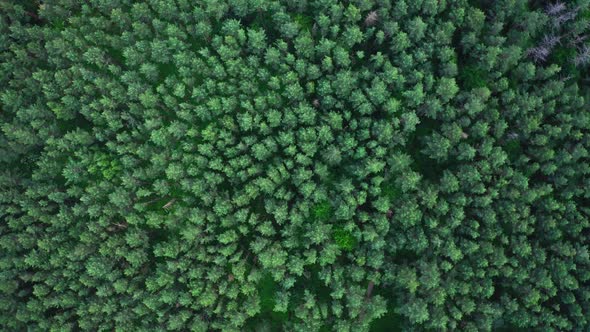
[245,272,402,331]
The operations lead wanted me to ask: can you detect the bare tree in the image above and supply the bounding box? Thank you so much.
[365,11,378,27]
[545,2,567,17]
[570,34,588,47]
[163,198,176,210]
[527,46,551,63]
[552,6,580,28]
[541,34,561,49]
[574,45,590,67]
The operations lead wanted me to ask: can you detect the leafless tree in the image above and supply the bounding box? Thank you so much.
[559,74,573,82]
[552,6,580,28]
[527,46,551,63]
[541,34,561,49]
[570,34,588,47]
[365,11,378,27]
[507,132,520,140]
[574,45,590,67]
[163,198,176,210]
[546,2,567,16]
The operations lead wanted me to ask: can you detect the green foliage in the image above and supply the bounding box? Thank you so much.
[381,182,402,202]
[311,201,333,222]
[293,14,313,32]
[333,228,357,251]
[244,273,288,331]
[458,65,488,89]
[503,138,522,160]
[551,46,578,76]
[1,1,590,332]
[87,153,122,180]
[552,47,577,66]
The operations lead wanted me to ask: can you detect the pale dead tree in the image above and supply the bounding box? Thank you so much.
[312,22,318,36]
[365,11,378,27]
[358,281,376,322]
[461,132,469,139]
[365,281,375,299]
[541,34,561,49]
[526,34,561,64]
[574,45,590,67]
[559,74,573,82]
[570,34,588,47]
[163,198,176,210]
[546,2,567,16]
[527,46,551,63]
[107,221,128,232]
[507,132,520,140]
[114,222,128,228]
[553,7,579,28]
[554,13,573,27]
[312,98,320,108]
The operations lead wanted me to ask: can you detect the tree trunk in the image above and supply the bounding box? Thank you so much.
[365,281,374,300]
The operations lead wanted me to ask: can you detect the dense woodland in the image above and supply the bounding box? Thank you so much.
[1,0,590,331]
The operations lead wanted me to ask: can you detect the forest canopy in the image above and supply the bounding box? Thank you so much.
[1,0,590,331]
